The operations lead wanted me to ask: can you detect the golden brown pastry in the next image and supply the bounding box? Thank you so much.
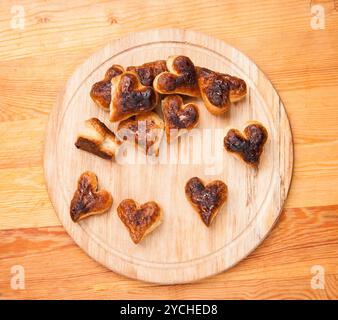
[70,171,113,222]
[75,118,121,160]
[185,177,228,227]
[197,67,231,115]
[153,55,200,97]
[224,121,268,167]
[117,199,163,244]
[110,71,159,122]
[90,65,124,111]
[196,67,247,115]
[116,111,164,156]
[126,60,168,86]
[220,73,247,102]
[161,95,199,143]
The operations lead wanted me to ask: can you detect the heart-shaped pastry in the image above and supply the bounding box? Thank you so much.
[224,121,268,166]
[185,177,228,227]
[197,67,247,115]
[117,199,163,244]
[161,95,199,143]
[110,71,159,122]
[90,64,124,111]
[70,171,113,222]
[116,111,164,156]
[153,55,200,97]
[126,60,168,86]
[219,72,247,102]
[75,118,121,160]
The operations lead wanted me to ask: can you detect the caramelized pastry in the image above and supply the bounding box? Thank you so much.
[117,199,163,244]
[197,67,247,115]
[126,60,168,86]
[161,95,199,143]
[224,121,268,166]
[110,71,159,122]
[220,73,247,102]
[153,55,200,97]
[117,111,164,156]
[75,118,121,160]
[197,67,231,115]
[90,65,124,110]
[70,171,113,222]
[185,177,228,227]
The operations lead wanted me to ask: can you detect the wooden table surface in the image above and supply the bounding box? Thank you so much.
[0,0,337,300]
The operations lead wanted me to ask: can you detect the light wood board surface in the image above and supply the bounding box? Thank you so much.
[44,29,293,284]
[0,0,337,298]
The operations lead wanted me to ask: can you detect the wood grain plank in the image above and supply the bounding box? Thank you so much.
[0,58,69,122]
[0,166,58,230]
[0,205,337,299]
[0,118,45,169]
[0,0,337,87]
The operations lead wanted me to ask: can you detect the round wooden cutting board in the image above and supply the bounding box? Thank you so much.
[44,29,293,284]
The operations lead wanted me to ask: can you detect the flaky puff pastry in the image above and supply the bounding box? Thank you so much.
[185,177,228,227]
[90,65,124,111]
[196,67,247,115]
[126,60,167,86]
[110,71,159,122]
[224,121,268,167]
[70,171,113,222]
[75,118,121,160]
[161,95,199,143]
[153,55,200,97]
[117,199,163,244]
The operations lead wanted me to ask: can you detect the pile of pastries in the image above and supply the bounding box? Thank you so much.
[70,55,268,244]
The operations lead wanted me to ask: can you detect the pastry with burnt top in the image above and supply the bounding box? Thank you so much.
[70,171,113,222]
[117,199,163,244]
[75,118,121,160]
[117,111,164,156]
[224,121,268,167]
[110,71,159,122]
[90,65,124,111]
[220,72,247,102]
[153,55,200,97]
[126,60,168,86]
[196,67,247,115]
[185,177,228,227]
[161,95,199,143]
